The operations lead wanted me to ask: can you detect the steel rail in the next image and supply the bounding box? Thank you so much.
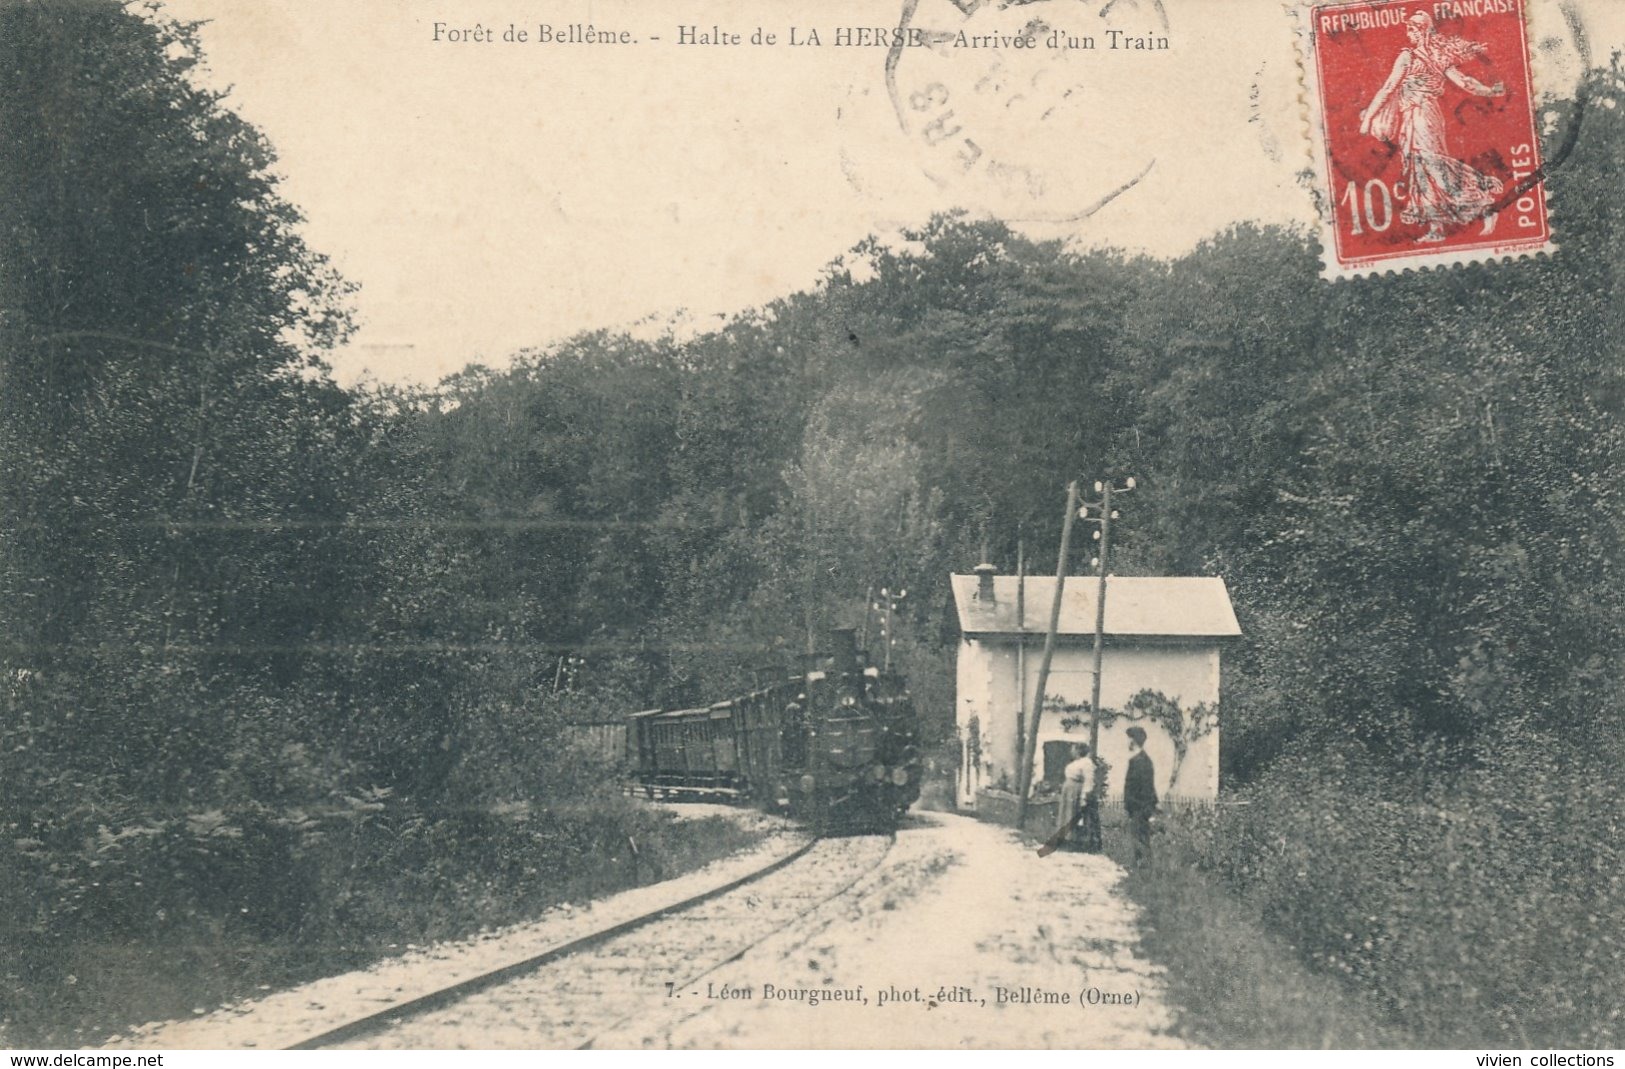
[286,834,821,1050]
[575,831,897,1050]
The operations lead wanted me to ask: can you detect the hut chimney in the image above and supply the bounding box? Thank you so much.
[974,560,997,603]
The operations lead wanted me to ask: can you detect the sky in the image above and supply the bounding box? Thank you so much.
[158,0,1617,385]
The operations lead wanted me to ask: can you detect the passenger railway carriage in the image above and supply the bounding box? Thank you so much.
[628,629,920,832]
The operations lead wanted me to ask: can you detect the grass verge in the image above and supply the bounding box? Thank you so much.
[1098,813,1416,1049]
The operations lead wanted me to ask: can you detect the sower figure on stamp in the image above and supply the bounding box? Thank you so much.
[1123,726,1158,862]
[1056,744,1102,853]
[1358,11,1507,244]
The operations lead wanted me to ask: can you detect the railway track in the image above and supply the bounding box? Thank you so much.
[290,833,894,1050]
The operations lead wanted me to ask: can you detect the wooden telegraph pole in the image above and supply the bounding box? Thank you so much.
[1016,481,1079,828]
[1080,478,1135,756]
[1089,483,1112,757]
[1014,537,1026,791]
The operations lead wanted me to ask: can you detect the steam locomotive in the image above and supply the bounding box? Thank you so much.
[628,628,920,832]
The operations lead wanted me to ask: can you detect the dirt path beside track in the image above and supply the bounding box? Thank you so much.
[622,810,1187,1049]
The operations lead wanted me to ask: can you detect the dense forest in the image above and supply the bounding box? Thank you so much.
[3,0,1621,1048]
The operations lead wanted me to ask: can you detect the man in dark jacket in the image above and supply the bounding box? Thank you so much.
[1123,726,1158,862]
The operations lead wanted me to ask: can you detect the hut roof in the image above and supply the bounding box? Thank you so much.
[949,574,1240,639]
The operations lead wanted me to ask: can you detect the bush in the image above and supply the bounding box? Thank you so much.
[1175,742,1624,1046]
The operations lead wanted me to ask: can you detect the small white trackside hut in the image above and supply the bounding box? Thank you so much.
[950,571,1240,810]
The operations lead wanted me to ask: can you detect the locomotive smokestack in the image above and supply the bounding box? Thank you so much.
[829,627,858,676]
[974,560,997,603]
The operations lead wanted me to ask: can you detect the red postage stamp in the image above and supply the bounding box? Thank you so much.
[1299,0,1552,278]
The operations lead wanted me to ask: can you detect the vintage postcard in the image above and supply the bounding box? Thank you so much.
[2,0,1621,1055]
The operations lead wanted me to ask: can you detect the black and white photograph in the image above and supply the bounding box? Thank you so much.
[2,0,1621,1053]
